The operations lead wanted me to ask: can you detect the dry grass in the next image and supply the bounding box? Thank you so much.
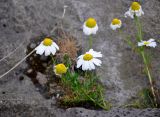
[56,29,80,61]
[58,39,79,60]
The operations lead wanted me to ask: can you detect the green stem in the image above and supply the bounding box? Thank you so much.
[50,55,55,65]
[99,86,107,107]
[141,51,157,106]
[81,89,109,110]
[135,16,157,106]
[134,16,143,42]
[83,72,109,110]
[89,35,93,49]
[85,71,90,79]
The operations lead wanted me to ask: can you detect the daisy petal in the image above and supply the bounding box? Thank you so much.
[44,47,51,56]
[88,49,102,58]
[92,58,102,66]
[77,59,84,68]
[82,61,88,71]
[125,11,134,18]
[138,42,144,46]
[83,25,92,35]
[92,24,98,34]
[89,61,95,70]
[49,46,56,55]
[53,42,59,50]
[78,55,83,59]
[35,44,45,55]
[148,42,157,48]
[148,39,155,42]
[83,23,98,36]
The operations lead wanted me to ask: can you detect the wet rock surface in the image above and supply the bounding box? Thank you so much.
[0,0,160,116]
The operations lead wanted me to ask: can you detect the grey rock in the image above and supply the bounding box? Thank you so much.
[0,0,160,116]
[26,69,33,74]
[36,72,47,86]
[30,43,36,49]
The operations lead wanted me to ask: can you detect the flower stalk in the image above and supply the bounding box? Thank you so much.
[134,16,157,106]
[141,51,157,107]
[81,88,110,110]
[84,71,109,110]
[89,35,93,49]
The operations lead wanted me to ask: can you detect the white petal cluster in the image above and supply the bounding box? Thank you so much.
[125,7,144,18]
[138,39,157,48]
[35,40,59,56]
[83,23,98,35]
[77,49,102,71]
[125,2,144,19]
[110,19,122,30]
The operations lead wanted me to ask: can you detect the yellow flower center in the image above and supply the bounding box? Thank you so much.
[85,18,97,28]
[131,2,140,11]
[55,64,67,75]
[43,38,53,46]
[83,54,93,61]
[112,18,121,25]
[144,41,150,45]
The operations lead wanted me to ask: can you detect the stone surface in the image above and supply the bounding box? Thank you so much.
[0,75,159,117]
[0,102,160,117]
[36,72,47,86]
[0,0,160,116]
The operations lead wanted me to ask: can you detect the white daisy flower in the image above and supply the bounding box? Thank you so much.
[138,39,157,48]
[83,17,98,35]
[35,37,59,56]
[125,2,144,19]
[110,18,122,30]
[54,63,67,76]
[77,49,102,71]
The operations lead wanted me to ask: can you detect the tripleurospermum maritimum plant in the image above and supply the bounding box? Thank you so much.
[110,1,159,107]
[0,5,109,110]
